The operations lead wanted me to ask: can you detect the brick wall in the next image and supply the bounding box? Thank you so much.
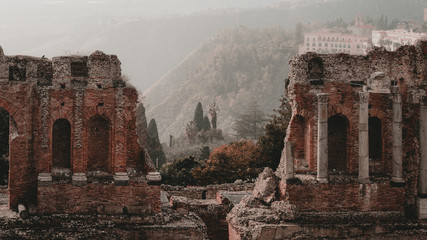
[38,181,160,214]
[279,180,405,212]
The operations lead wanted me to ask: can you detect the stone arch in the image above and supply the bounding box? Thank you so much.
[328,114,349,172]
[52,118,71,169]
[87,115,111,172]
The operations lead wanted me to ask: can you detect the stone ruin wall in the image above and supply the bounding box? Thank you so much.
[279,41,427,214]
[0,48,158,213]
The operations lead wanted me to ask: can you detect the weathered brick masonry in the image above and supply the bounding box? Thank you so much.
[228,41,427,239]
[0,47,158,213]
[280,41,426,213]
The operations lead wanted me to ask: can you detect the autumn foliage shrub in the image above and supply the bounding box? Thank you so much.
[193,140,262,185]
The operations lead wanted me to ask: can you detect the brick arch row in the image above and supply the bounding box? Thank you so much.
[49,113,115,173]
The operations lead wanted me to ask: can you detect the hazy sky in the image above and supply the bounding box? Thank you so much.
[0,0,283,23]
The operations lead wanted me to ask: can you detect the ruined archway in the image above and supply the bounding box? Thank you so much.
[87,115,110,172]
[0,108,9,186]
[369,117,382,171]
[328,114,348,172]
[52,119,71,169]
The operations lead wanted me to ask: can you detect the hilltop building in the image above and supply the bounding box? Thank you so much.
[372,29,427,51]
[298,31,371,55]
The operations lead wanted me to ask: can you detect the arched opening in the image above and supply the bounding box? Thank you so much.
[0,108,9,186]
[328,115,348,172]
[87,116,110,172]
[52,119,71,169]
[369,117,382,171]
[0,108,9,209]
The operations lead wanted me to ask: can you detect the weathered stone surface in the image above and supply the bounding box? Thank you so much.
[252,168,279,205]
[270,200,299,221]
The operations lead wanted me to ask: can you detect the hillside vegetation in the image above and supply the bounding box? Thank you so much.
[145,26,297,141]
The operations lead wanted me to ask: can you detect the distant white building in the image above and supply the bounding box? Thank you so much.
[372,29,427,51]
[298,31,371,55]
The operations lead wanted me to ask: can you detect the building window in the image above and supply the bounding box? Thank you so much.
[325,43,328,47]
[319,43,322,47]
[339,44,342,48]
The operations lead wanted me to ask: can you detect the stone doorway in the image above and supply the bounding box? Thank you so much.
[87,116,110,172]
[328,114,348,172]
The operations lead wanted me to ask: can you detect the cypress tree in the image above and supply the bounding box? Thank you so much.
[147,119,166,168]
[193,102,204,131]
[202,116,211,131]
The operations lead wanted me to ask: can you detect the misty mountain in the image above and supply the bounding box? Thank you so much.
[145,26,297,142]
[1,0,424,92]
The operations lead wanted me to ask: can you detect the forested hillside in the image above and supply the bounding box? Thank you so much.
[145,26,297,141]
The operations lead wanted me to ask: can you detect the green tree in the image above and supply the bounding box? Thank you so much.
[257,96,291,170]
[147,119,166,168]
[160,156,200,186]
[193,102,204,131]
[233,101,267,140]
[135,103,148,147]
[186,121,198,143]
[209,102,219,129]
[202,116,211,131]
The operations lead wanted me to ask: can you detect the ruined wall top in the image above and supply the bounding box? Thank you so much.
[0,45,3,55]
[287,40,426,94]
[0,49,126,88]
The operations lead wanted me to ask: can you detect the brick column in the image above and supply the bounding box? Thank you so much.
[418,97,427,218]
[358,92,370,183]
[317,93,328,183]
[391,86,404,184]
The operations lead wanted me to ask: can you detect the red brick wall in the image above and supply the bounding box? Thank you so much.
[37,182,161,214]
[279,180,405,212]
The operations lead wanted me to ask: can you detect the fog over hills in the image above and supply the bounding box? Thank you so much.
[0,0,425,142]
[145,26,296,142]
[1,0,424,91]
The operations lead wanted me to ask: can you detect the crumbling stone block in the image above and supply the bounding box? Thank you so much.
[252,168,279,205]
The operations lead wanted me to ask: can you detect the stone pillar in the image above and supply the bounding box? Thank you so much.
[391,86,404,184]
[317,93,329,183]
[38,87,50,173]
[283,141,294,180]
[418,97,427,218]
[358,92,370,183]
[72,79,87,172]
